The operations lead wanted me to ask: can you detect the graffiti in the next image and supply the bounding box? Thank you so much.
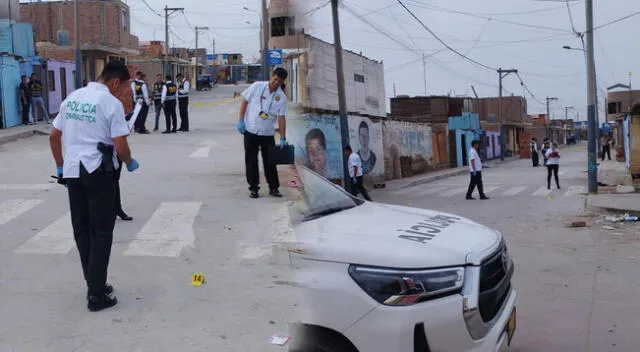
[382,121,433,179]
[348,116,384,178]
[287,113,344,180]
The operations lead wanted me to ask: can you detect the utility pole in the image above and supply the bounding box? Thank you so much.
[195,26,209,73]
[546,97,558,140]
[565,106,574,120]
[164,5,184,78]
[74,0,82,89]
[212,38,215,54]
[331,0,352,193]
[498,68,518,161]
[261,0,269,80]
[585,0,598,194]
[422,53,427,96]
[393,83,396,97]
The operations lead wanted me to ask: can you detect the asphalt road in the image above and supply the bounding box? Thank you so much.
[375,145,640,352]
[0,85,301,351]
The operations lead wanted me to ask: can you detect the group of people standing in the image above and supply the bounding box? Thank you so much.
[130,71,191,134]
[19,73,50,125]
[530,137,561,190]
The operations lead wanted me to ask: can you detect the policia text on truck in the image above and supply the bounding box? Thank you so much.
[49,61,140,312]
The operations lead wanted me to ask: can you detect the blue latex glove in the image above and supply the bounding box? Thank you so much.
[280,137,286,149]
[56,166,67,188]
[126,159,139,172]
[471,171,477,176]
[236,120,245,134]
[56,166,63,175]
[352,177,357,184]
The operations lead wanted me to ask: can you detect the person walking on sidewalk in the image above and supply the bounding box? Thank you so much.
[176,73,190,132]
[237,67,288,199]
[131,71,150,134]
[344,145,372,201]
[466,140,489,200]
[19,75,32,125]
[151,74,164,131]
[29,73,49,124]
[530,137,540,167]
[48,60,140,312]
[161,75,178,134]
[545,142,561,190]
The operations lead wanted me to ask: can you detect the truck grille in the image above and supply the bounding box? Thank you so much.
[478,242,513,322]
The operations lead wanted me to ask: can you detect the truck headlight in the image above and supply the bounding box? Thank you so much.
[348,265,465,306]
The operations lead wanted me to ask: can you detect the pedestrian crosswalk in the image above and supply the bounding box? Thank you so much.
[1,198,295,258]
[390,184,587,198]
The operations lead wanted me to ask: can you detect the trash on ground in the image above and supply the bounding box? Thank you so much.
[287,180,298,188]
[624,216,639,222]
[602,226,617,230]
[568,221,586,228]
[270,333,292,346]
[191,273,205,286]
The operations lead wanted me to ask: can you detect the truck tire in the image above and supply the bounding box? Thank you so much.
[288,325,358,352]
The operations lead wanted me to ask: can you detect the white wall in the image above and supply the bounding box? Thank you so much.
[306,37,386,117]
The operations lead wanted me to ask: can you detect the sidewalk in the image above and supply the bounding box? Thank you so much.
[0,123,51,147]
[382,155,521,191]
[587,193,640,215]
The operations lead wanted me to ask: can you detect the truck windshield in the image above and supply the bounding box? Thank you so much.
[289,165,363,223]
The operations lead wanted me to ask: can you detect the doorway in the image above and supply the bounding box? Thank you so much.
[60,67,68,100]
[461,133,468,166]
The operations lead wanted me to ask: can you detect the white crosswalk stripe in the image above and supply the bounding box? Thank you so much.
[14,212,75,254]
[0,199,43,226]
[440,187,468,197]
[482,186,500,194]
[123,202,202,257]
[189,146,210,158]
[0,184,53,190]
[564,186,586,196]
[531,186,552,197]
[501,186,528,196]
[400,186,448,197]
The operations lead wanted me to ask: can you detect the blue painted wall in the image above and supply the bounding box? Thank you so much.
[1,55,22,128]
[448,112,480,130]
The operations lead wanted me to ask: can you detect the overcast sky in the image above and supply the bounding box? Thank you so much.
[127,0,638,120]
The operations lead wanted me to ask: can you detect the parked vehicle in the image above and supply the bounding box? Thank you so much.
[288,165,517,352]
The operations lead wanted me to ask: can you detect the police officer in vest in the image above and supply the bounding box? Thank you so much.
[176,73,190,132]
[131,71,151,134]
[161,75,178,134]
[237,67,288,198]
[49,60,140,312]
[151,74,165,131]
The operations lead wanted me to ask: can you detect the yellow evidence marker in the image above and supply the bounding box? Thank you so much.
[192,273,205,287]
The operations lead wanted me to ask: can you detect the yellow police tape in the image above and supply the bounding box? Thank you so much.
[191,97,241,108]
[192,273,205,286]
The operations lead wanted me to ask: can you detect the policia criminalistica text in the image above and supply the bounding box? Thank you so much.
[48,61,140,312]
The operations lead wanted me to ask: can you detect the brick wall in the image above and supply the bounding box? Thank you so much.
[471,96,527,123]
[390,96,464,123]
[20,0,138,50]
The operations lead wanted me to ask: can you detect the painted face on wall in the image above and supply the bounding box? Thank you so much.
[359,125,370,151]
[306,138,327,176]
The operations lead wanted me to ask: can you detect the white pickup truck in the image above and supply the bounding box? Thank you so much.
[287,166,517,352]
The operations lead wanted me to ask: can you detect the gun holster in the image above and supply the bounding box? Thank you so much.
[97,142,115,173]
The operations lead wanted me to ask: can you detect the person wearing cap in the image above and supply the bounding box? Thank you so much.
[49,60,140,312]
[237,67,288,198]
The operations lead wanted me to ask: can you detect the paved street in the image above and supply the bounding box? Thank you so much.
[375,145,640,352]
[0,85,300,351]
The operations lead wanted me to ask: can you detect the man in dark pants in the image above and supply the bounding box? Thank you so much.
[176,73,190,132]
[152,74,164,131]
[344,145,372,201]
[237,68,288,198]
[161,75,178,133]
[48,61,140,312]
[466,140,489,200]
[131,71,150,134]
[19,75,32,125]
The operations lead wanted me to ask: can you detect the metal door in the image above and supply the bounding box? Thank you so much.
[0,56,21,128]
[60,67,68,100]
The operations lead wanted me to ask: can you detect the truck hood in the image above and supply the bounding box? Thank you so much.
[293,202,502,268]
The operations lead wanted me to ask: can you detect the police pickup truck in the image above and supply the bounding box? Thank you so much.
[287,165,516,352]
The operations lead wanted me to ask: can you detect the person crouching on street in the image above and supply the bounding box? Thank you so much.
[344,145,372,201]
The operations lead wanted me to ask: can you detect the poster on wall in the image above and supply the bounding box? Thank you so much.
[348,116,384,178]
[287,113,345,180]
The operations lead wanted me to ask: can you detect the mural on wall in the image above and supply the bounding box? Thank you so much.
[348,116,384,179]
[382,121,433,179]
[288,113,345,180]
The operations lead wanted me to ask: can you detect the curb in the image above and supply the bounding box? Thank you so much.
[0,129,49,147]
[586,204,640,217]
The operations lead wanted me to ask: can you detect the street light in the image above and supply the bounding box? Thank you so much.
[562,45,584,52]
[243,6,265,78]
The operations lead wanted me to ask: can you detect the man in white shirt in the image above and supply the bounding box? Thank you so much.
[49,61,140,312]
[344,145,372,201]
[465,140,489,200]
[176,73,190,132]
[237,67,288,198]
[131,71,151,134]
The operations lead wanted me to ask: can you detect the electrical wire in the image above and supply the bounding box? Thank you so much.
[594,10,640,31]
[396,0,497,71]
[138,0,163,17]
[302,0,330,17]
[516,72,545,105]
[564,0,578,34]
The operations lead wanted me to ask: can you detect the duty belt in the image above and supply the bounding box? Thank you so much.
[97,142,114,172]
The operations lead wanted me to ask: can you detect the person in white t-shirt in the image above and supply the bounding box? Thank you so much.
[237,67,288,199]
[545,142,561,190]
[465,140,489,200]
[49,61,139,312]
[344,145,372,201]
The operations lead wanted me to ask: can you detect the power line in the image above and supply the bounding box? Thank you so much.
[138,0,163,17]
[564,0,578,34]
[516,72,545,105]
[396,0,497,71]
[302,0,330,17]
[594,9,640,31]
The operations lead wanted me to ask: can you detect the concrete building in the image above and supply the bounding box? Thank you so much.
[471,96,527,156]
[606,88,640,122]
[267,0,306,50]
[20,0,140,83]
